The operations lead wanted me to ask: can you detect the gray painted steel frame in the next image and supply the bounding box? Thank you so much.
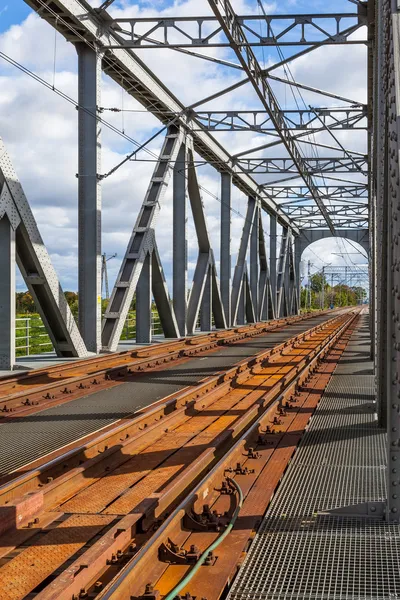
[185,141,226,334]
[231,197,256,326]
[76,43,102,353]
[0,138,88,367]
[23,0,298,234]
[373,0,400,522]
[102,127,182,351]
[220,173,231,326]
[0,217,16,370]
[105,12,366,48]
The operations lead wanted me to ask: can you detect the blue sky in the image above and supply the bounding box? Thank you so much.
[0,3,31,31]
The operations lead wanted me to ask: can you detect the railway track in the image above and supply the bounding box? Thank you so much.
[0,311,338,419]
[0,309,359,600]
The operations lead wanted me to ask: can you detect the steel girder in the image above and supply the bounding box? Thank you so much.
[104,12,367,48]
[373,0,400,522]
[283,205,369,218]
[192,107,367,133]
[0,138,88,368]
[23,0,297,234]
[264,186,368,200]
[236,156,369,175]
[102,127,181,351]
[297,219,369,229]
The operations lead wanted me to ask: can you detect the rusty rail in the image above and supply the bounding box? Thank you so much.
[0,309,359,600]
[96,311,359,600]
[0,310,339,419]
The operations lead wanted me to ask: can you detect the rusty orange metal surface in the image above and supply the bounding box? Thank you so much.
[0,514,113,600]
[0,310,359,600]
[94,312,358,600]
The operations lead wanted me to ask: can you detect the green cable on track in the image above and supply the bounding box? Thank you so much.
[164,477,244,600]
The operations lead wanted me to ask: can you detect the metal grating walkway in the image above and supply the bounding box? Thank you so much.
[228,313,400,600]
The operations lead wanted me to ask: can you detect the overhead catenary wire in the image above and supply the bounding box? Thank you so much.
[256,0,334,220]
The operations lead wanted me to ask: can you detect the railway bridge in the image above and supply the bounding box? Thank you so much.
[0,1,397,599]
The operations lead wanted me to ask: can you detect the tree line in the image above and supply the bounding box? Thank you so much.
[301,272,367,310]
[16,292,136,317]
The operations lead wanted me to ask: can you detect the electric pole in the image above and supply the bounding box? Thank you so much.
[101,253,117,300]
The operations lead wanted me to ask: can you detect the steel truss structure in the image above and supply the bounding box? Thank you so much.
[1,0,374,470]
[7,0,400,523]
[9,0,367,351]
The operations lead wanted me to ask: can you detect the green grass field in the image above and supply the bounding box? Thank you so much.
[15,311,164,357]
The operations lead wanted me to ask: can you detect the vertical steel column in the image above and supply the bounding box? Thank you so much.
[269,214,277,317]
[173,142,187,336]
[77,44,102,353]
[220,173,232,326]
[136,253,152,343]
[200,266,212,331]
[0,217,15,370]
[276,227,289,317]
[294,236,302,315]
[237,285,245,325]
[231,197,256,325]
[386,0,400,521]
[250,201,259,320]
[376,0,389,428]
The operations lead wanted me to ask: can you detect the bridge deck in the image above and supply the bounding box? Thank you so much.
[228,313,400,600]
[0,314,334,478]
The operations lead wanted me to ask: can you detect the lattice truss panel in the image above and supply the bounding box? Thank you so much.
[0,138,88,368]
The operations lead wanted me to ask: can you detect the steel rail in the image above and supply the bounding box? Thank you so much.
[96,310,359,600]
[0,310,358,600]
[0,311,331,418]
[0,312,346,498]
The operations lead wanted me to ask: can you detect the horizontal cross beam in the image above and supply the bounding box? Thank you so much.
[106,12,367,48]
[265,185,368,199]
[295,218,368,229]
[283,204,368,217]
[193,107,367,133]
[236,156,368,174]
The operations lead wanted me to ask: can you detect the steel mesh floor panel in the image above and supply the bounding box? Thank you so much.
[228,315,398,600]
[267,465,386,516]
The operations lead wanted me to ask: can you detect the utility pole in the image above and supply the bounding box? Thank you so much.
[307,260,312,310]
[101,253,117,300]
[322,266,325,309]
